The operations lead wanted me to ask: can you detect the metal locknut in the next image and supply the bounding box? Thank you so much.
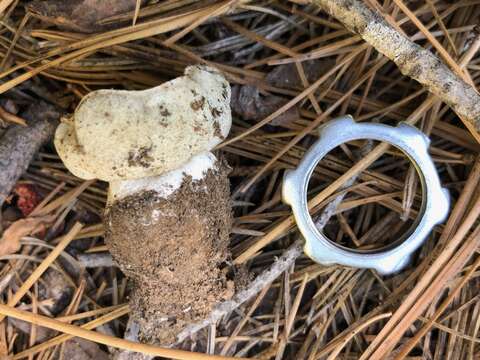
[282,116,450,275]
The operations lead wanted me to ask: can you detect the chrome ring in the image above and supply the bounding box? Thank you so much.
[282,116,450,274]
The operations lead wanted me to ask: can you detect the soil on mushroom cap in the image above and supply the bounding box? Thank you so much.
[104,161,233,344]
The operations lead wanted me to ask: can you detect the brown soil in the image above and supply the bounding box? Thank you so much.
[104,160,233,345]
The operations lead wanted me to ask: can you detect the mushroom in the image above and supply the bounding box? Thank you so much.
[55,65,234,344]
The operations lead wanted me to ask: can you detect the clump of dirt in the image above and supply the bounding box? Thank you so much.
[104,161,233,345]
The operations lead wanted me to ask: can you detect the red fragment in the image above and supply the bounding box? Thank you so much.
[14,184,41,217]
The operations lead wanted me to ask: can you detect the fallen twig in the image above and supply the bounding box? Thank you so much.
[309,0,480,142]
[0,102,60,208]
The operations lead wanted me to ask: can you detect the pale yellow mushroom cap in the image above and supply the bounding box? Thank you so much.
[55,65,231,181]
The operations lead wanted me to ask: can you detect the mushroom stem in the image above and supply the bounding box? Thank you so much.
[104,152,233,344]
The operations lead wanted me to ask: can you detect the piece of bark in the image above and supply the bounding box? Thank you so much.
[266,59,334,89]
[231,85,299,127]
[0,102,60,208]
[27,0,146,33]
[310,0,480,138]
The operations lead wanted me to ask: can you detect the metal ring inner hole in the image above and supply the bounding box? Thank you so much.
[306,140,426,254]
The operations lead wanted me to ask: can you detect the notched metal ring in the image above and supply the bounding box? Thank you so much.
[282,116,450,275]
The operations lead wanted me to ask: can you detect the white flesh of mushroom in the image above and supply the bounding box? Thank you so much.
[107,152,217,205]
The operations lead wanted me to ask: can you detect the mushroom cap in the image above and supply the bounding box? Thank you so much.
[55,65,231,181]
